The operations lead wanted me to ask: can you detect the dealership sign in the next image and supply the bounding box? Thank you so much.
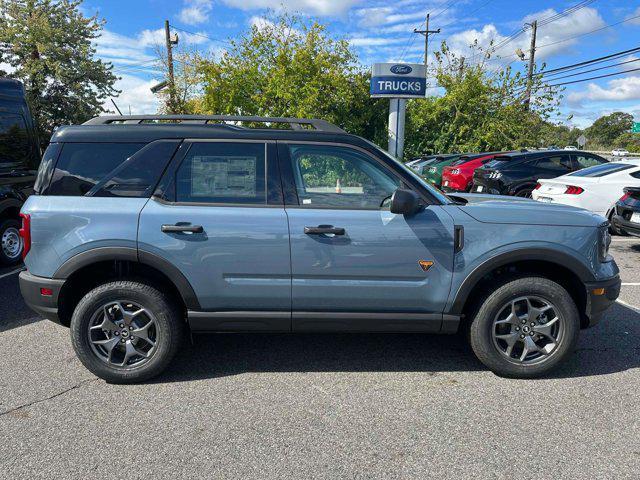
[370,63,426,98]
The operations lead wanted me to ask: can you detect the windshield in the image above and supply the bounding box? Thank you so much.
[365,140,454,205]
[567,162,635,177]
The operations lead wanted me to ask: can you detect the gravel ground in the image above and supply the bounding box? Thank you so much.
[1,238,639,479]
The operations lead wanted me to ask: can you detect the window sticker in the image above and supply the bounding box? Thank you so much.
[190,155,257,197]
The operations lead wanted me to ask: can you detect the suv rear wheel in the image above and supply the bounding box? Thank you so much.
[70,281,185,383]
[469,277,580,378]
[0,219,23,266]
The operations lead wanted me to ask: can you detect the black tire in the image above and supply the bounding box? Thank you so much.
[514,188,533,198]
[70,280,185,384]
[608,210,627,236]
[0,219,23,266]
[469,276,580,378]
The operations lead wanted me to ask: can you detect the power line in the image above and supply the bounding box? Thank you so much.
[430,0,460,20]
[470,0,601,68]
[539,46,640,77]
[536,0,597,27]
[170,24,230,45]
[543,57,640,81]
[546,66,640,87]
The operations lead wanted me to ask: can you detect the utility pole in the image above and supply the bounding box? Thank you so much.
[458,57,465,79]
[164,19,177,113]
[524,20,537,110]
[414,14,441,76]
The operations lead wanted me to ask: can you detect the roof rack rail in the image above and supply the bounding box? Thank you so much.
[83,115,346,133]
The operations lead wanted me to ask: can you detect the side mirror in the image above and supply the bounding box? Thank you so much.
[390,188,421,215]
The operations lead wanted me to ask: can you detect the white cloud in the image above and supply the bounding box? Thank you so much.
[568,76,640,103]
[105,73,160,115]
[221,0,362,17]
[95,28,209,68]
[445,7,606,64]
[355,7,425,28]
[349,36,408,47]
[178,0,213,25]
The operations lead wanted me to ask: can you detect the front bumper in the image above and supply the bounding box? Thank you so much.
[583,275,621,328]
[19,271,65,325]
[612,214,640,237]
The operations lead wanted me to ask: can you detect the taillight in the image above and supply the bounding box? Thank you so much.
[534,183,542,190]
[564,185,584,195]
[19,213,31,259]
[620,193,629,202]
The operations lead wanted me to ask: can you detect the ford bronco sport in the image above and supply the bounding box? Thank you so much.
[19,115,621,383]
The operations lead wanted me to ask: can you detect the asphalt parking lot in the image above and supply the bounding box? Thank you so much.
[1,239,639,479]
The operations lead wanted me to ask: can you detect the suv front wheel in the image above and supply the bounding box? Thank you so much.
[70,281,185,383]
[469,277,580,378]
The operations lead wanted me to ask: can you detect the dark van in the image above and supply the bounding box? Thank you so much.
[0,78,40,265]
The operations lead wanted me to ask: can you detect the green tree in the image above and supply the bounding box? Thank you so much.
[194,13,387,144]
[585,112,634,148]
[612,132,640,152]
[0,0,118,141]
[404,42,560,158]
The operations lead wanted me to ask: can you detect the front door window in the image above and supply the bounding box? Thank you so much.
[288,144,401,209]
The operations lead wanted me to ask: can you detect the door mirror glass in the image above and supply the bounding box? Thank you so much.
[390,188,420,215]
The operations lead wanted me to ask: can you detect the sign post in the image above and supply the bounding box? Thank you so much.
[371,63,426,160]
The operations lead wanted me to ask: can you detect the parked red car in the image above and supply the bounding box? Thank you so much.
[441,152,505,192]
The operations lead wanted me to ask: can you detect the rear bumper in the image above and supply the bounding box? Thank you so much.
[471,179,506,195]
[19,271,65,325]
[612,215,640,237]
[583,275,621,328]
[441,175,469,192]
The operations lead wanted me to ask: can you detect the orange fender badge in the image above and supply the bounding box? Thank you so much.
[419,260,434,272]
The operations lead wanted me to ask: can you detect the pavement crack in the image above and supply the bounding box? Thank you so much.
[0,378,98,417]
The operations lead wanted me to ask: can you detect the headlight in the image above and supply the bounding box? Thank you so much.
[598,224,611,262]
[489,172,503,179]
[450,169,460,175]
[429,167,436,173]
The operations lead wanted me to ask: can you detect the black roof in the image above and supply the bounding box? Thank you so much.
[51,114,370,145]
[50,123,374,148]
[493,149,581,159]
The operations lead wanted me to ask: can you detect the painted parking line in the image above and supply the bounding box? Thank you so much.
[622,283,640,286]
[0,267,24,280]
[611,238,640,243]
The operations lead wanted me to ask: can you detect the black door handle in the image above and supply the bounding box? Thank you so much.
[161,224,204,234]
[304,225,345,235]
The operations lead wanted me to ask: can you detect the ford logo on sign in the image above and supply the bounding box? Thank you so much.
[390,64,413,75]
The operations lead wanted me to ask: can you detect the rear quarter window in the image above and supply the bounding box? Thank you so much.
[47,143,145,196]
[568,163,635,178]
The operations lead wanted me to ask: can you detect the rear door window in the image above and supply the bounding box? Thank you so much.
[535,155,572,173]
[0,113,29,167]
[47,143,145,196]
[175,142,267,205]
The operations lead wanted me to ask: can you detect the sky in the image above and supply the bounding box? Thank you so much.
[83,0,640,129]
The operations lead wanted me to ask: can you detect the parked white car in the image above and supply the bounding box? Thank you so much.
[564,145,578,151]
[532,159,640,221]
[612,148,630,157]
